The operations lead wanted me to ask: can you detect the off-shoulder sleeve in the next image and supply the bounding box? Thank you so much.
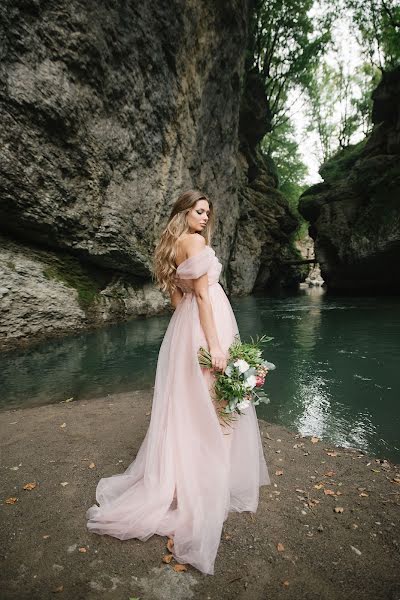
[176,246,214,280]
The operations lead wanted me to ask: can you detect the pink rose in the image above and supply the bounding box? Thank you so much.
[255,376,265,387]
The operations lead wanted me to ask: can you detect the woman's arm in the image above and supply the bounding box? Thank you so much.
[185,235,227,372]
[169,286,183,309]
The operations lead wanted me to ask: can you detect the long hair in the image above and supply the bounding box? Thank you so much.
[153,190,215,293]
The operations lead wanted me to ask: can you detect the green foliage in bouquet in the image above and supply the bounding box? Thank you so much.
[198,334,276,427]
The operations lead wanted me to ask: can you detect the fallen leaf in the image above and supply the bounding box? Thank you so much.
[65,398,74,403]
[311,437,319,444]
[162,554,174,564]
[167,538,174,552]
[53,585,64,593]
[350,545,361,556]
[23,482,37,491]
[78,547,87,553]
[60,423,67,428]
[60,482,69,487]
[42,534,50,539]
[277,543,285,552]
[295,489,306,494]
[224,534,232,540]
[5,497,18,504]
[275,470,284,476]
[324,471,336,477]
[359,492,369,497]
[326,451,338,457]
[173,564,187,572]
[308,499,320,508]
[371,469,380,473]
[88,463,96,469]
[314,483,324,490]
[324,489,336,496]
[145,411,151,416]
[282,580,290,587]
[390,477,400,484]
[334,507,344,513]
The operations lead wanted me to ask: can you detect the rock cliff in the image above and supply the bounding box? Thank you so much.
[0,0,299,350]
[298,67,400,293]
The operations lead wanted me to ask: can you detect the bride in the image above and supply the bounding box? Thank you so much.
[86,189,270,575]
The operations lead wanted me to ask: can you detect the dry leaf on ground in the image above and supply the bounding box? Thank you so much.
[275,470,284,476]
[324,489,336,496]
[167,538,174,552]
[88,462,96,469]
[334,507,344,513]
[59,423,67,428]
[78,547,87,553]
[311,437,319,444]
[162,554,174,564]
[326,451,338,457]
[277,543,285,552]
[23,482,37,490]
[173,564,187,572]
[5,497,18,504]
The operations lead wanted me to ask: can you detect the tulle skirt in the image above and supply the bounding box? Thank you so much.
[86,283,270,575]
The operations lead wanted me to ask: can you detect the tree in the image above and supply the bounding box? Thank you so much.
[346,0,400,69]
[249,0,333,132]
[261,120,308,209]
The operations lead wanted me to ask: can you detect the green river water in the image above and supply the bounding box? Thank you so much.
[1,287,399,463]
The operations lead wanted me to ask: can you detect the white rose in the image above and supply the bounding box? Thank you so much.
[237,399,251,411]
[234,359,250,374]
[244,374,257,389]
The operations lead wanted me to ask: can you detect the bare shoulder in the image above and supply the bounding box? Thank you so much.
[179,233,206,258]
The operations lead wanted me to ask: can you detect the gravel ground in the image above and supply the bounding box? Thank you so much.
[1,390,399,600]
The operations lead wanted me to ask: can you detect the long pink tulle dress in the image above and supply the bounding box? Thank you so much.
[86,245,270,575]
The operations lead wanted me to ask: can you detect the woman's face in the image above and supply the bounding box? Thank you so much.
[186,199,210,233]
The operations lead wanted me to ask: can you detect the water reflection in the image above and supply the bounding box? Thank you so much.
[0,314,171,409]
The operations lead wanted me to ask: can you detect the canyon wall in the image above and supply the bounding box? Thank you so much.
[0,0,300,350]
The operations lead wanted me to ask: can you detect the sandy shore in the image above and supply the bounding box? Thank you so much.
[1,390,399,600]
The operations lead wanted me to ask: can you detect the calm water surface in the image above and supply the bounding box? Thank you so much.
[1,288,399,463]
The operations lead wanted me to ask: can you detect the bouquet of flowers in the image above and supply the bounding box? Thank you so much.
[198,334,276,425]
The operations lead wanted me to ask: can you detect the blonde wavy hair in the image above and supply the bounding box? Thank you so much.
[153,190,215,293]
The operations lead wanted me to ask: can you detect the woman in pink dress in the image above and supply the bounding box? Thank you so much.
[86,190,270,575]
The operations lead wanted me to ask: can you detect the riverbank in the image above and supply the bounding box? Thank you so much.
[1,390,399,600]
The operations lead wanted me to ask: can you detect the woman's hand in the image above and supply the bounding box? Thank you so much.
[210,346,227,373]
